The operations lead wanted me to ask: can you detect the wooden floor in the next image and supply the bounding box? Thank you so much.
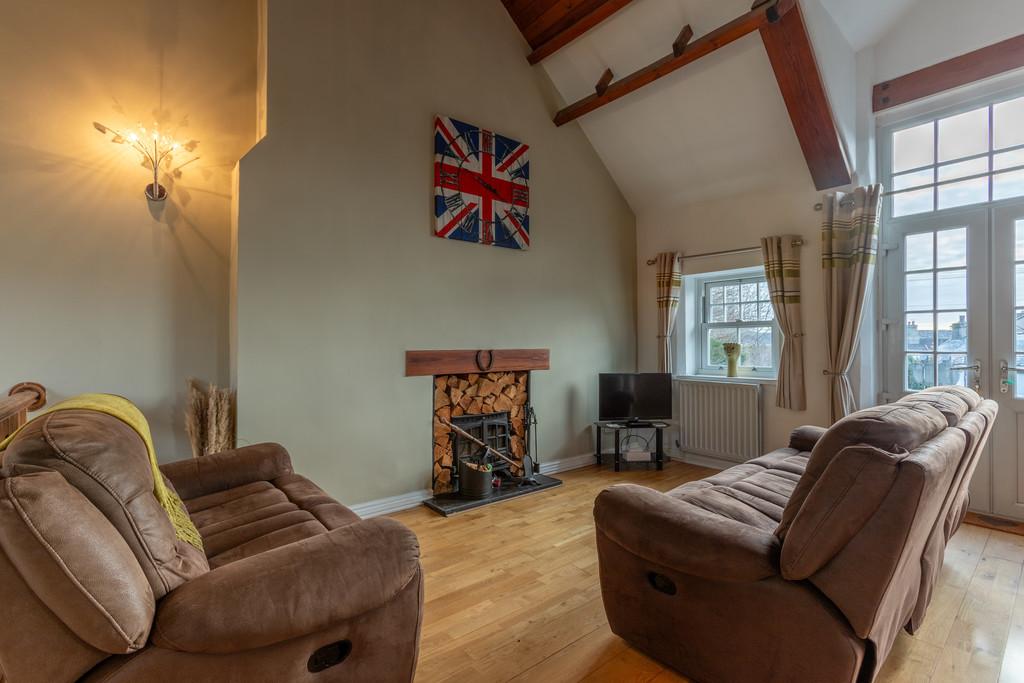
[391,461,1024,683]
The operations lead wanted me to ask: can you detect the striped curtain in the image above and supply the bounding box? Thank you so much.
[656,252,682,373]
[761,236,805,410]
[821,185,883,423]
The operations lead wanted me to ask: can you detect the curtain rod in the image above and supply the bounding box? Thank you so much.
[645,239,804,266]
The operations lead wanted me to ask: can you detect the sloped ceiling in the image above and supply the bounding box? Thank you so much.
[506,0,925,212]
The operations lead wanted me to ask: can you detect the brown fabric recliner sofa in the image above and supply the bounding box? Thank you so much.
[594,386,996,683]
[0,410,423,682]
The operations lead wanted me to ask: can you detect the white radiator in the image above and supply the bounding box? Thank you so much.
[677,379,762,464]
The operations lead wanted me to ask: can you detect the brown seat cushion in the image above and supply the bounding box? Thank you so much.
[777,402,947,538]
[667,448,809,532]
[2,411,209,599]
[185,473,360,568]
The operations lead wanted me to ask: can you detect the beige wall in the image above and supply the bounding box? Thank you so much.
[636,181,835,452]
[0,0,257,457]
[235,0,637,505]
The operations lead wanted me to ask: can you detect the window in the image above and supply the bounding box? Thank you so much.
[885,94,1024,218]
[694,272,779,377]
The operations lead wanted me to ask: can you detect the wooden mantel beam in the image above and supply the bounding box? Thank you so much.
[526,0,636,65]
[759,2,852,190]
[552,0,795,127]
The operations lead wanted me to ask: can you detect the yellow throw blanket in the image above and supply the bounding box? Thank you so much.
[0,393,204,551]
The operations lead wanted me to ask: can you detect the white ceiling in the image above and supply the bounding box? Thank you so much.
[538,0,924,212]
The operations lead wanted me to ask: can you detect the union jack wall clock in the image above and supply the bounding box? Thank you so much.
[433,116,530,250]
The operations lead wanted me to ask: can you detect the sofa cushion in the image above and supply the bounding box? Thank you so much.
[184,473,360,568]
[777,402,947,538]
[2,411,209,599]
[0,471,154,654]
[896,386,971,427]
[668,448,809,532]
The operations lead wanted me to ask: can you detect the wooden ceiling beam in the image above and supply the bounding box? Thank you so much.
[552,0,794,127]
[873,34,1024,112]
[759,2,851,190]
[525,0,636,65]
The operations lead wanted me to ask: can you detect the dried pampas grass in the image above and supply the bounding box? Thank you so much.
[185,378,236,458]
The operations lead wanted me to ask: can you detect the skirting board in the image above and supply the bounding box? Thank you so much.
[668,450,732,471]
[351,452,595,518]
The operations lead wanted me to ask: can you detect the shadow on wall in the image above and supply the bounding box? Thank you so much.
[0,0,257,458]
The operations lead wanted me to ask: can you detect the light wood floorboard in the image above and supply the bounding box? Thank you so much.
[390,461,1024,682]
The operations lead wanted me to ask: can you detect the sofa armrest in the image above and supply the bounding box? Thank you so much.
[789,426,827,452]
[159,443,293,500]
[152,517,420,654]
[594,484,779,582]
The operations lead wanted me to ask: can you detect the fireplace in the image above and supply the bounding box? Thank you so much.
[405,349,562,515]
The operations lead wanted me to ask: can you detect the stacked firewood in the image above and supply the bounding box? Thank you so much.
[432,371,529,493]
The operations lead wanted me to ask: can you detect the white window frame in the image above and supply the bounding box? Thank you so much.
[682,267,780,380]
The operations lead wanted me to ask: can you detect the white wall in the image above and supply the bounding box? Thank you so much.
[0,0,257,458]
[234,0,637,506]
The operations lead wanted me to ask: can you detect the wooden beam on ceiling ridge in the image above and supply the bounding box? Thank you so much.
[759,1,852,190]
[552,0,794,127]
[525,0,637,65]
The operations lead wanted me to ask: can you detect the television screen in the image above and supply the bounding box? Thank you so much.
[599,373,672,422]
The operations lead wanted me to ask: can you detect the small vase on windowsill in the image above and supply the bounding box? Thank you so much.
[723,343,741,378]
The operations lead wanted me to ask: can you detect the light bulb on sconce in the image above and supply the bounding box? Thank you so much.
[93,121,199,201]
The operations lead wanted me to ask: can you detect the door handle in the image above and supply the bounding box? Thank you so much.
[1000,359,1024,393]
[951,360,982,393]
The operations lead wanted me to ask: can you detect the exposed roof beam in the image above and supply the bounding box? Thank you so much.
[552,0,794,127]
[525,0,636,65]
[759,2,851,190]
[873,33,1024,112]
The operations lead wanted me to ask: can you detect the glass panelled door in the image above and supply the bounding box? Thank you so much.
[990,202,1024,520]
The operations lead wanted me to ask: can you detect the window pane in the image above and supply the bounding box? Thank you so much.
[1017,354,1024,399]
[995,148,1024,171]
[1017,264,1024,307]
[993,169,1024,201]
[723,285,740,303]
[893,188,934,217]
[906,272,933,311]
[724,304,740,322]
[937,156,988,182]
[738,327,773,368]
[758,281,769,300]
[759,302,774,321]
[905,313,934,351]
[936,269,967,309]
[1015,309,1024,352]
[938,107,989,162]
[937,354,969,387]
[936,228,967,268]
[936,312,968,352]
[906,354,935,390]
[905,232,934,270]
[741,283,758,301]
[893,168,934,191]
[709,305,726,323]
[994,96,1024,150]
[707,328,737,365]
[937,176,988,209]
[1018,220,1024,261]
[741,303,758,321]
[894,122,934,172]
[709,286,724,305]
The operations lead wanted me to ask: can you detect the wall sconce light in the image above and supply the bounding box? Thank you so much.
[93,121,198,201]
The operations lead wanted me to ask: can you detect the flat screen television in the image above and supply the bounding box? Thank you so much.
[599,373,672,423]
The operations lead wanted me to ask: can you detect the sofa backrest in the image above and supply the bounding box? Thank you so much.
[0,470,155,682]
[2,410,208,598]
[776,387,996,662]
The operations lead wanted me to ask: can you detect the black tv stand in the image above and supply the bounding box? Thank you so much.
[593,420,668,472]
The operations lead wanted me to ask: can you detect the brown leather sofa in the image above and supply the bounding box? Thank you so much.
[594,386,996,683]
[0,410,423,682]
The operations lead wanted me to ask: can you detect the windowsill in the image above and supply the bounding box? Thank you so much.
[674,374,778,385]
